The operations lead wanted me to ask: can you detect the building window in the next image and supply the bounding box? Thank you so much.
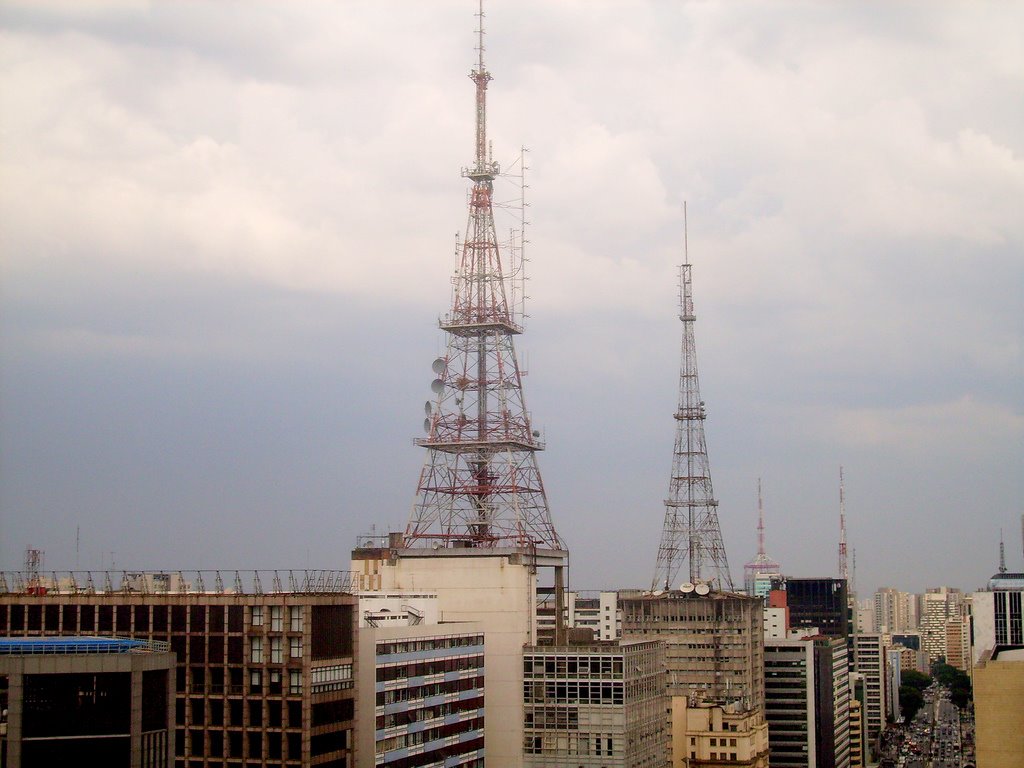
[270,606,283,632]
[289,606,303,632]
[251,606,264,626]
[290,637,303,659]
[250,670,262,693]
[251,637,263,663]
[271,636,283,664]
[289,670,302,694]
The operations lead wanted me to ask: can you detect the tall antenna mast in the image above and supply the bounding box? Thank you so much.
[838,466,849,581]
[999,529,1008,574]
[404,1,561,550]
[653,203,733,591]
[757,478,766,556]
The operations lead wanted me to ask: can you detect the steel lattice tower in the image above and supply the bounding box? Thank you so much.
[403,3,562,551]
[743,478,781,595]
[653,210,733,591]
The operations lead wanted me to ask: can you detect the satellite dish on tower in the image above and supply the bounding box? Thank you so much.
[532,430,540,438]
[653,589,665,597]
[424,401,432,416]
[680,582,695,593]
[422,418,431,434]
[695,583,711,595]
[431,358,446,375]
[430,379,444,394]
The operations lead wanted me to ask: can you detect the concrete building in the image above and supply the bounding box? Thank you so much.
[850,633,887,759]
[352,539,568,768]
[785,578,849,639]
[920,587,964,662]
[620,589,766,767]
[672,700,769,768]
[885,648,901,722]
[358,621,485,768]
[0,636,175,768]
[971,586,1024,665]
[973,645,1024,768]
[522,639,666,767]
[944,614,971,672]
[848,693,865,768]
[0,569,357,767]
[873,588,917,634]
[763,636,850,768]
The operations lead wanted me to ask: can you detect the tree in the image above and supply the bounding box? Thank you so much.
[902,670,931,691]
[900,684,925,722]
[932,662,972,708]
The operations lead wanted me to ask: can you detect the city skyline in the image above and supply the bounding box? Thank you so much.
[1,2,1021,596]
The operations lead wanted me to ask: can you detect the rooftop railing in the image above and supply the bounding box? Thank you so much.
[0,569,354,596]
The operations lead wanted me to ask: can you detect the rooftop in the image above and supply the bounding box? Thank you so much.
[0,636,168,655]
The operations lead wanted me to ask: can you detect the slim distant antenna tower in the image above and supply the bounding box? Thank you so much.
[404,1,562,550]
[999,529,1007,574]
[838,466,849,581]
[652,204,733,591]
[743,478,781,595]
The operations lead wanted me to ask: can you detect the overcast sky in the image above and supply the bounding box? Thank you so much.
[1,1,1021,597]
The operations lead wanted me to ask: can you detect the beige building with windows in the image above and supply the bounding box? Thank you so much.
[973,645,1024,768]
[672,700,769,768]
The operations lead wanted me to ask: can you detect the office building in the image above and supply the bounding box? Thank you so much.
[973,645,1024,768]
[850,633,887,759]
[0,569,356,767]
[0,636,175,768]
[522,639,666,767]
[785,579,849,639]
[620,589,767,767]
[972,587,1024,665]
[920,587,964,662]
[673,700,769,768]
[763,635,850,768]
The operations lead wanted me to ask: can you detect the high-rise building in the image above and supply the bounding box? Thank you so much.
[973,645,1024,768]
[522,639,666,767]
[621,589,766,767]
[848,675,866,768]
[873,588,917,634]
[972,587,1024,665]
[0,569,357,767]
[0,636,175,768]
[673,700,769,768]
[785,578,849,639]
[357,620,485,768]
[920,587,964,662]
[850,633,888,758]
[763,636,850,768]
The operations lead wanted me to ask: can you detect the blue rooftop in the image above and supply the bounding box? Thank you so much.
[0,637,156,655]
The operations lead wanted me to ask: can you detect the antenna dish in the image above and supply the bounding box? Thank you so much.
[679,582,695,593]
[695,583,711,595]
[430,379,444,394]
[424,401,432,416]
[532,429,540,438]
[652,589,665,597]
[431,358,446,375]
[422,418,431,434]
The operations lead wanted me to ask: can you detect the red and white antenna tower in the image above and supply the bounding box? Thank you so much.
[403,2,562,551]
[652,205,733,591]
[838,466,849,581]
[743,478,781,595]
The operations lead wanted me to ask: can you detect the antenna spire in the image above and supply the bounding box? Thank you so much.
[838,466,849,580]
[999,529,1008,574]
[469,0,495,178]
[757,478,766,556]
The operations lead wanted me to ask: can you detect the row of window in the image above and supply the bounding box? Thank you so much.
[377,654,483,682]
[376,695,483,731]
[376,675,482,706]
[523,656,624,678]
[524,681,625,705]
[377,716,482,754]
[376,634,483,657]
[523,734,616,756]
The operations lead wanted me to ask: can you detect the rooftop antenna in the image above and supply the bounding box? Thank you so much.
[757,478,766,556]
[999,529,1007,574]
[838,466,849,581]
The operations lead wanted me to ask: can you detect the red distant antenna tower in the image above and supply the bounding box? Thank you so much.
[838,466,849,581]
[403,2,562,551]
[743,478,781,595]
